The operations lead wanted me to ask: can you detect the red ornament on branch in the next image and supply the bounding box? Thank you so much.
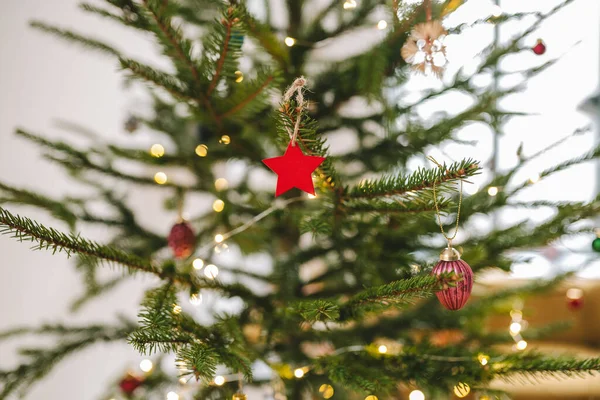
[432,247,473,310]
[119,373,144,396]
[532,39,546,55]
[168,221,195,259]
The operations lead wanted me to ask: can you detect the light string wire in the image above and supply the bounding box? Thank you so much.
[282,77,307,146]
[428,156,464,246]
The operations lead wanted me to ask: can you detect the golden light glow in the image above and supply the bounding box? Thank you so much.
[510,309,523,321]
[213,199,225,212]
[566,287,583,300]
[529,173,541,184]
[307,193,317,199]
[285,37,296,47]
[214,375,225,386]
[167,392,179,400]
[195,144,208,157]
[150,144,165,158]
[453,383,470,398]
[477,353,489,366]
[154,172,168,185]
[509,322,522,335]
[365,396,378,400]
[491,4,502,17]
[516,340,528,350]
[215,234,224,243]
[193,258,204,270]
[319,384,334,399]
[204,264,219,279]
[214,243,228,254]
[172,304,182,314]
[409,390,425,400]
[219,135,231,145]
[215,178,229,191]
[378,345,388,354]
[189,293,202,306]
[294,368,305,378]
[139,359,153,372]
[487,186,498,196]
[377,20,388,30]
[479,396,490,400]
[178,377,187,384]
[343,0,357,9]
[235,70,244,83]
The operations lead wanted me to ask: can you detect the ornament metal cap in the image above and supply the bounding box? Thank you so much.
[440,246,461,261]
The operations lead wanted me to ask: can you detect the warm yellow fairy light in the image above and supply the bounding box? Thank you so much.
[189,293,202,305]
[178,377,187,384]
[167,391,179,400]
[214,376,225,386]
[214,243,228,254]
[193,258,204,270]
[285,37,296,47]
[154,172,168,185]
[139,359,153,372]
[195,144,208,157]
[566,287,583,299]
[219,135,231,144]
[150,144,165,158]
[529,173,541,184]
[477,353,489,366]
[319,384,334,399]
[213,199,225,212]
[215,234,224,243]
[516,340,528,350]
[453,383,470,398]
[491,4,502,17]
[510,309,523,321]
[365,396,378,400]
[172,304,182,314]
[215,178,229,191]
[235,70,244,83]
[377,20,387,30]
[307,193,317,199]
[378,345,388,354]
[294,368,305,378]
[343,0,357,9]
[487,186,498,196]
[409,390,425,400]
[509,322,522,335]
[479,396,490,400]
[204,264,219,279]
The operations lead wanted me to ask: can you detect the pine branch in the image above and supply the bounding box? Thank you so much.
[218,73,277,119]
[0,206,160,275]
[495,353,600,382]
[29,21,120,56]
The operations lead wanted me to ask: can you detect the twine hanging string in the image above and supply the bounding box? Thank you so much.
[424,0,432,21]
[282,76,307,146]
[428,156,463,247]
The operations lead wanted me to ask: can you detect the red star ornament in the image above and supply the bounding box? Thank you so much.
[263,142,325,197]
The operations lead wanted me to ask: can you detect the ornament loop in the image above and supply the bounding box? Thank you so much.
[282,76,308,147]
[428,156,463,242]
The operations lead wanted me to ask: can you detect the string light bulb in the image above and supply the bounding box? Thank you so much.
[509,322,522,335]
[284,37,296,47]
[215,178,229,191]
[294,368,305,378]
[214,376,225,386]
[409,390,425,400]
[150,144,165,158]
[213,199,225,212]
[319,384,334,399]
[215,234,224,243]
[377,20,387,30]
[477,353,489,366]
[567,288,584,299]
[529,173,541,184]
[516,340,528,350]
[307,193,317,199]
[343,0,357,9]
[491,4,502,17]
[154,172,168,185]
[189,293,202,305]
[377,345,388,354]
[193,258,204,270]
[195,144,208,157]
[172,304,182,314]
[204,264,219,279]
[167,392,179,400]
[453,383,470,398]
[235,70,244,83]
[365,396,378,400]
[487,186,498,196]
[139,359,153,372]
[219,135,231,145]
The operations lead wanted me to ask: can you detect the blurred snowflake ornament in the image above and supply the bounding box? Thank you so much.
[401,20,448,77]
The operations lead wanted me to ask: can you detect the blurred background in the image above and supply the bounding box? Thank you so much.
[1,0,599,399]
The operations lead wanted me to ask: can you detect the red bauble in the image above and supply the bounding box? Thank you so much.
[262,141,325,197]
[532,39,546,55]
[119,373,144,396]
[168,221,195,259]
[432,248,473,311]
[567,297,584,310]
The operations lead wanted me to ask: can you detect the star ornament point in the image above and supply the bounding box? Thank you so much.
[262,143,325,197]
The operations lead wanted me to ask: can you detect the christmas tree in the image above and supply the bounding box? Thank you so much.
[1,0,599,399]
